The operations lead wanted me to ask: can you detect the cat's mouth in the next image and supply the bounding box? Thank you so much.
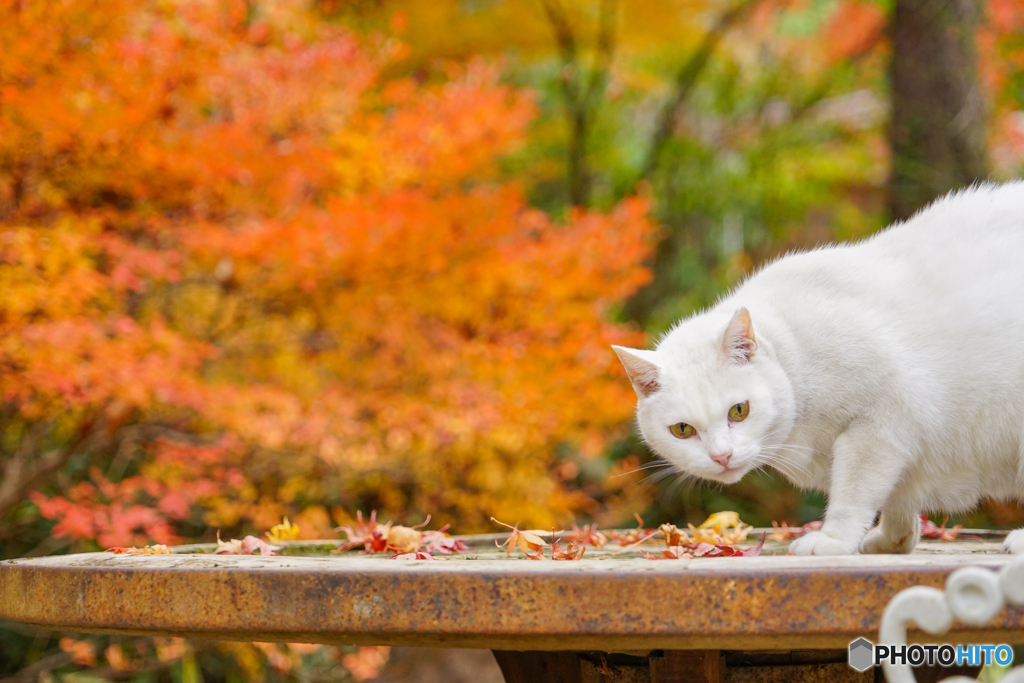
[710,462,751,484]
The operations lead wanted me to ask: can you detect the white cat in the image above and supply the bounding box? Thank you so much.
[614,181,1024,555]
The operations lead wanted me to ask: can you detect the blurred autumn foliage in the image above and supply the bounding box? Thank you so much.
[5,0,1024,680]
[0,0,657,558]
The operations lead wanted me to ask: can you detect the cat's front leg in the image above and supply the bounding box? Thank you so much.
[860,507,919,554]
[789,426,906,556]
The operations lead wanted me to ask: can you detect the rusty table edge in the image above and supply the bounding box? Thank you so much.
[2,550,1022,650]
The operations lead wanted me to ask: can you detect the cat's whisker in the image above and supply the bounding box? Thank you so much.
[760,439,816,457]
[641,469,680,488]
[759,447,812,464]
[759,442,816,466]
[746,462,767,480]
[611,460,674,479]
[761,454,814,483]
[660,471,697,502]
[632,465,683,491]
[759,449,808,472]
[766,449,814,471]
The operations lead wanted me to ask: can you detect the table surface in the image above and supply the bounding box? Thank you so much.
[2,531,1022,651]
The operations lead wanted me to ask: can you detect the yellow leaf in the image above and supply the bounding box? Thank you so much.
[699,511,742,533]
[266,517,300,543]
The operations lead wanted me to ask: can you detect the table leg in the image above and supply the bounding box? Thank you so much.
[491,650,726,683]
[491,649,979,683]
[650,651,724,683]
[492,651,583,683]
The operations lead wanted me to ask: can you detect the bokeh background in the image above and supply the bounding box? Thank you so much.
[3,0,1024,680]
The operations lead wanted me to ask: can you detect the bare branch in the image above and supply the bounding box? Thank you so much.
[0,417,102,520]
[0,652,73,683]
[637,0,757,183]
[540,0,620,207]
[540,0,580,102]
[0,416,231,541]
[581,0,618,112]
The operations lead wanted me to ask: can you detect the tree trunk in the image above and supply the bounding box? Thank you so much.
[888,0,987,221]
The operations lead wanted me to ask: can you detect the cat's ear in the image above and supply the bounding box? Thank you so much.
[722,307,757,364]
[612,346,662,398]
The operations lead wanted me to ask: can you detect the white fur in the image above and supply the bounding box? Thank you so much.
[615,182,1024,555]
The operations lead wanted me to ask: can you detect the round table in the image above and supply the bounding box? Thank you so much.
[2,532,1020,682]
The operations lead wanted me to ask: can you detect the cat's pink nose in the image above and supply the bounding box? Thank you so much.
[711,452,732,467]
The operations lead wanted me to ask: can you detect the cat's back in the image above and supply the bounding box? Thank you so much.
[868,180,1024,265]
[735,181,1024,424]
[746,181,1024,312]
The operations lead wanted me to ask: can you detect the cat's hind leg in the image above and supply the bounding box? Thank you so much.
[860,507,919,554]
[1003,529,1024,553]
[1007,435,1024,553]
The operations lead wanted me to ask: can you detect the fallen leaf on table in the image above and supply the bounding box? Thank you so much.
[266,517,300,543]
[389,551,436,560]
[641,533,766,560]
[615,513,752,554]
[335,510,392,553]
[607,513,655,545]
[690,533,765,557]
[550,536,586,561]
[769,521,801,541]
[106,545,171,554]
[334,511,450,554]
[388,515,434,552]
[214,532,279,556]
[690,511,752,545]
[564,524,607,548]
[741,532,767,556]
[387,525,424,552]
[659,523,687,547]
[769,520,823,542]
[422,529,469,555]
[492,517,548,559]
[700,511,741,533]
[640,546,689,560]
[919,514,980,541]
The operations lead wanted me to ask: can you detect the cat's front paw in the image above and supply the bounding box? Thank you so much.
[860,526,917,554]
[1003,528,1024,554]
[789,530,859,556]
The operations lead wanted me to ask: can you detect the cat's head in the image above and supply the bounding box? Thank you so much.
[613,307,793,484]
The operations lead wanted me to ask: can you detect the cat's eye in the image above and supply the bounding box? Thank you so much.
[669,422,695,439]
[729,402,749,422]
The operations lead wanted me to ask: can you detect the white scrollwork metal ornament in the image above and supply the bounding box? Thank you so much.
[879,556,1024,683]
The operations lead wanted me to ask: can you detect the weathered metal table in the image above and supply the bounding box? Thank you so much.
[2,532,1021,682]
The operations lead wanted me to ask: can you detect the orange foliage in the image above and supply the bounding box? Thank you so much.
[822,1,886,63]
[3,0,656,542]
[982,0,1024,174]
